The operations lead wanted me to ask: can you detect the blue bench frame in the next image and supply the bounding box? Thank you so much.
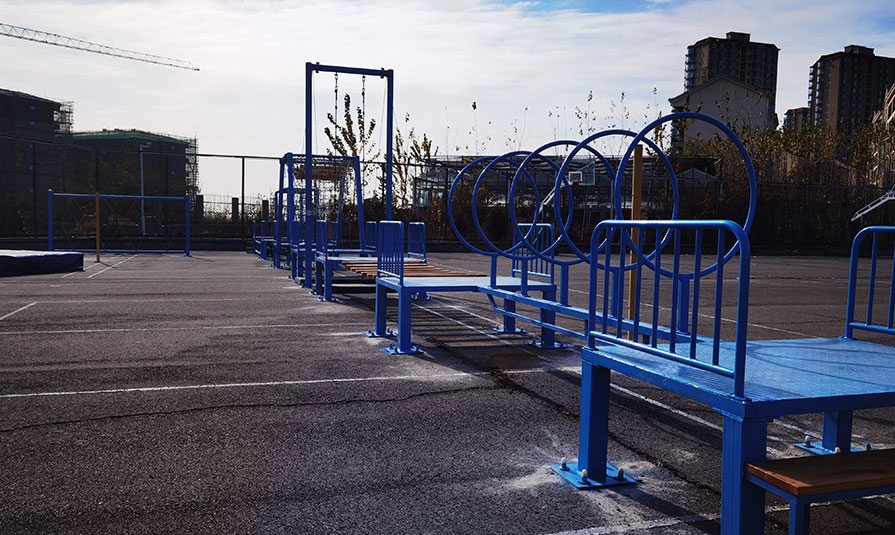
[559,221,895,535]
[369,221,557,354]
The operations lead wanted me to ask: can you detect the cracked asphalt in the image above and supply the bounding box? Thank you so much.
[0,251,893,534]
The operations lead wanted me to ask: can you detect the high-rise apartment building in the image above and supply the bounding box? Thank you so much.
[808,45,895,131]
[685,32,779,113]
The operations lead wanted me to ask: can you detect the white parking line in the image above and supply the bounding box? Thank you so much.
[0,302,38,321]
[0,366,577,399]
[87,255,137,278]
[0,322,349,336]
[543,504,798,535]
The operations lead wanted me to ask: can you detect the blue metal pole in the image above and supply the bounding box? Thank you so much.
[355,156,365,250]
[385,69,394,220]
[286,154,294,252]
[304,63,314,288]
[47,189,54,251]
[185,195,191,257]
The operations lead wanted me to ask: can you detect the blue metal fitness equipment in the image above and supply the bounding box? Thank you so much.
[304,62,395,288]
[565,220,895,534]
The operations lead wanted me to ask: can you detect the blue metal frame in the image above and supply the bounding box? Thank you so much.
[407,222,426,260]
[745,472,895,535]
[305,62,393,265]
[48,191,191,257]
[845,226,895,338]
[443,113,757,348]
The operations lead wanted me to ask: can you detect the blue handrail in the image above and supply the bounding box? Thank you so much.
[589,219,751,399]
[845,226,895,338]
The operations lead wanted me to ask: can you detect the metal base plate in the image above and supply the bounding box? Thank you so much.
[384,343,422,355]
[794,442,863,455]
[365,329,396,338]
[492,327,526,334]
[533,340,566,349]
[552,462,636,489]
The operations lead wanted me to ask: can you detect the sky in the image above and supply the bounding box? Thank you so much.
[2,0,894,198]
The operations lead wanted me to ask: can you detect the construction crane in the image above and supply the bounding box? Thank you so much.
[0,22,199,71]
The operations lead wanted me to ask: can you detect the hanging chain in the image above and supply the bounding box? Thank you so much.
[333,73,339,143]
[361,74,366,161]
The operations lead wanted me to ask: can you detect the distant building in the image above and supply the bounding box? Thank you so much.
[874,83,895,128]
[72,129,198,197]
[668,75,776,143]
[685,32,779,114]
[808,45,895,131]
[784,107,810,130]
[0,88,72,236]
[870,84,895,188]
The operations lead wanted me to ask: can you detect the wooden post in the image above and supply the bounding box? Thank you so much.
[95,191,101,263]
[628,145,643,338]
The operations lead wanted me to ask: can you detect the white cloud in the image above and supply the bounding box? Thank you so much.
[1,0,893,196]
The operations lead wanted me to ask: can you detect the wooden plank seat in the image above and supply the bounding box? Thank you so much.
[341,261,474,279]
[745,449,895,535]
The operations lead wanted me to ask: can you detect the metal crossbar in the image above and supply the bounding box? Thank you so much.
[588,220,751,399]
[846,226,895,338]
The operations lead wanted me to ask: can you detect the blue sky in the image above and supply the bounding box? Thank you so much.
[1,0,894,197]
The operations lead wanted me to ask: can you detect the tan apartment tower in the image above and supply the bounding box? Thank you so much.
[808,45,895,131]
[685,31,779,114]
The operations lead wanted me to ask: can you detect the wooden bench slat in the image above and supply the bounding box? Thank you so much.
[745,449,895,497]
[340,261,476,279]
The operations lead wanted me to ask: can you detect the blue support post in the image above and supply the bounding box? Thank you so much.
[184,195,191,257]
[286,153,295,260]
[536,286,559,348]
[823,411,853,453]
[720,415,767,535]
[385,70,394,220]
[47,189,54,251]
[373,283,390,337]
[304,64,314,288]
[554,361,632,488]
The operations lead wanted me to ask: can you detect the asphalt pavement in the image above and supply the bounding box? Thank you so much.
[0,251,892,534]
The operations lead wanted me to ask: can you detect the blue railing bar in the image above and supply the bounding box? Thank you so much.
[486,298,587,341]
[845,228,866,338]
[633,229,644,340]
[52,193,188,201]
[669,228,681,353]
[480,287,589,320]
[713,229,725,365]
[600,228,612,336]
[560,264,570,306]
[849,322,895,336]
[690,229,702,360]
[889,243,895,329]
[615,228,626,337]
[867,232,879,326]
[651,230,661,348]
[590,331,735,379]
[57,249,186,254]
